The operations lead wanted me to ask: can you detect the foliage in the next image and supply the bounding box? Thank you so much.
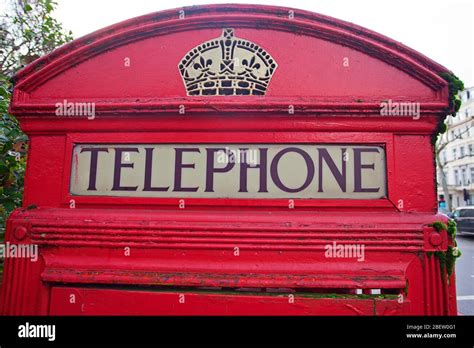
[439,72,465,116]
[434,73,466,211]
[0,0,73,247]
[0,84,27,234]
[430,220,461,284]
[447,219,457,239]
[429,221,448,233]
[432,73,465,145]
[1,0,73,77]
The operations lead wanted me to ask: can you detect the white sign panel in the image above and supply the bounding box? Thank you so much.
[70,144,387,199]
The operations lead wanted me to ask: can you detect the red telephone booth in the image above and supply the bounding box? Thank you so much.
[1,4,458,315]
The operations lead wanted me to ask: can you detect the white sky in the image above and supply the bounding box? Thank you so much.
[9,0,474,86]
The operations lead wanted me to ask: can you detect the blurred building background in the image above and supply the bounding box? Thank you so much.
[437,86,474,211]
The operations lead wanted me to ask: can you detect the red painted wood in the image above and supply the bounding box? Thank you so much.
[49,287,409,316]
[0,4,457,315]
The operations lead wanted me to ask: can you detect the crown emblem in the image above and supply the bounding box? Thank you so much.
[178,29,278,96]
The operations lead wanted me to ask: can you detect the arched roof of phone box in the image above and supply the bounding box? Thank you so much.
[10,4,455,118]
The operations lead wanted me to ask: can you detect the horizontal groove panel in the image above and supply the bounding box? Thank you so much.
[33,226,420,238]
[43,269,406,289]
[32,223,424,233]
[30,220,423,251]
[31,233,423,245]
[31,240,421,252]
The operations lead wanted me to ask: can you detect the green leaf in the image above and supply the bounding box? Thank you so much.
[0,86,10,98]
[17,134,28,142]
[2,200,15,212]
[0,164,9,174]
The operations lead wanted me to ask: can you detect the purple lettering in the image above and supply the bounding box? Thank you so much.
[80,147,108,191]
[143,147,169,192]
[174,148,200,192]
[318,148,346,192]
[205,148,235,192]
[239,148,268,193]
[270,147,314,193]
[353,148,380,193]
[112,148,139,191]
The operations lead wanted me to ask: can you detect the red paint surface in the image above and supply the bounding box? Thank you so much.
[1,4,456,315]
